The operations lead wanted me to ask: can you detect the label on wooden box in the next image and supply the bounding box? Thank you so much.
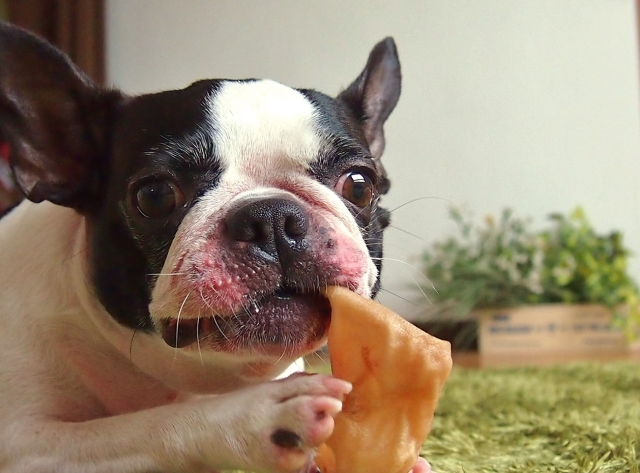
[477,305,626,354]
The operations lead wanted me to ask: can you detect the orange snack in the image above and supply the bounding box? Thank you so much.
[315,286,452,473]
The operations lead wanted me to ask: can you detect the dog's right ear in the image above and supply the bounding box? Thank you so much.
[0,22,122,209]
[338,38,401,195]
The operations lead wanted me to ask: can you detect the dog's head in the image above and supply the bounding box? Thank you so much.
[0,23,400,368]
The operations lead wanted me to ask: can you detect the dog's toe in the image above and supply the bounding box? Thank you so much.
[262,375,346,472]
[273,393,340,446]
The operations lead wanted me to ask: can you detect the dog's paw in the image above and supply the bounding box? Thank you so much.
[246,373,351,473]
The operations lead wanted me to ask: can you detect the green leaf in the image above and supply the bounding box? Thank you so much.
[418,205,640,339]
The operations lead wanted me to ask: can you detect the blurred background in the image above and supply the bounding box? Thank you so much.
[2,0,640,323]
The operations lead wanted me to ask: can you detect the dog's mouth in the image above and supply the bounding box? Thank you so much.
[159,285,331,357]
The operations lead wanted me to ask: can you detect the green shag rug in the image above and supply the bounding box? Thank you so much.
[229,362,639,473]
[423,362,640,473]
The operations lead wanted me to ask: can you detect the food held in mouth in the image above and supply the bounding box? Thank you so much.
[315,286,452,473]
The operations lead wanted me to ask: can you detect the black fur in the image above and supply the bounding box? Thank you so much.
[0,21,400,331]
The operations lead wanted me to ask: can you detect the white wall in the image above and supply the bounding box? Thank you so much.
[107,0,640,319]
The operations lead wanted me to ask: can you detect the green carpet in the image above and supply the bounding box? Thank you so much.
[423,362,640,473]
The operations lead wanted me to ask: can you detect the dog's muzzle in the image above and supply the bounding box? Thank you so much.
[159,195,335,357]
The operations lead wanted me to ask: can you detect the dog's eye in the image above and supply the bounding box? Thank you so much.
[134,180,184,218]
[336,172,375,208]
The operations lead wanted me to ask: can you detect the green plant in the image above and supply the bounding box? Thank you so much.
[538,209,636,305]
[420,207,640,339]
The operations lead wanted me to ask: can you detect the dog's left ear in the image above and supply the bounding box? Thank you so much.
[338,37,401,192]
[0,22,121,209]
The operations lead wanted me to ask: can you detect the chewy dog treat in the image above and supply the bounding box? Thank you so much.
[315,286,452,473]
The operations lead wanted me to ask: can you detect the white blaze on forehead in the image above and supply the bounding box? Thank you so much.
[207,80,322,175]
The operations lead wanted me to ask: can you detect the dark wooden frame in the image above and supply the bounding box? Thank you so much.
[5,0,104,84]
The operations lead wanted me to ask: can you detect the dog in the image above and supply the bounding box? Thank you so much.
[0,22,430,473]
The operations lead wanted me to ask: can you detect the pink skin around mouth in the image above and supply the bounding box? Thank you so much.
[155,225,368,357]
[161,216,367,317]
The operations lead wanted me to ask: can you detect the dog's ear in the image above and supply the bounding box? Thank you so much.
[0,22,121,209]
[338,37,401,192]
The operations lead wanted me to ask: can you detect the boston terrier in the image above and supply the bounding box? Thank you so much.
[0,22,431,473]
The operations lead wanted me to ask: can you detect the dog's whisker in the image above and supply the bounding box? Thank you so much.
[353,201,373,221]
[370,257,438,294]
[175,293,191,348]
[408,273,433,306]
[198,288,210,309]
[377,287,421,307]
[311,350,330,370]
[235,299,252,326]
[196,313,205,371]
[387,196,451,214]
[198,287,222,311]
[212,315,232,344]
[386,225,431,245]
[148,272,186,277]
[376,241,428,253]
[128,329,139,376]
[62,245,89,263]
[247,295,261,317]
[170,292,191,373]
[275,348,288,366]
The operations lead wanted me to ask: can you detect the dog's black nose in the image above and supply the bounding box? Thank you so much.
[224,197,310,262]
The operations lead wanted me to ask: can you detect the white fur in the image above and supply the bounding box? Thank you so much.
[209,80,322,175]
[0,201,351,472]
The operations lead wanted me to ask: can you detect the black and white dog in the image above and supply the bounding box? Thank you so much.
[0,22,430,473]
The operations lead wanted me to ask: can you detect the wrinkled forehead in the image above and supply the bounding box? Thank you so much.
[208,80,323,176]
[112,79,369,184]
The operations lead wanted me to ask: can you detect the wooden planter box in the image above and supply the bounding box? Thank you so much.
[476,304,627,355]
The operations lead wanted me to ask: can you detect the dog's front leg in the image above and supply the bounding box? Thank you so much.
[4,374,350,473]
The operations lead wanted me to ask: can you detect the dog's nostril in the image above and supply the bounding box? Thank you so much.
[237,220,270,243]
[284,211,308,238]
